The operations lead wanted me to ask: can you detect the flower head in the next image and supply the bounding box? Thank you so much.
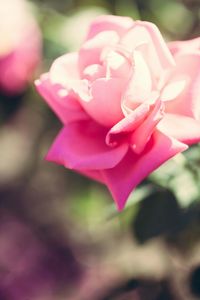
[36,15,200,210]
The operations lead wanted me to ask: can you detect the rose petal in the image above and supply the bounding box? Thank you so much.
[102,130,187,210]
[165,53,200,120]
[103,49,131,78]
[46,120,129,170]
[168,37,200,56]
[158,113,200,145]
[79,77,126,127]
[106,101,150,146]
[130,100,164,154]
[79,30,119,73]
[121,21,175,78]
[122,51,152,110]
[86,15,134,40]
[49,52,80,86]
[35,75,88,124]
[83,64,105,81]
[78,169,105,184]
[160,79,187,102]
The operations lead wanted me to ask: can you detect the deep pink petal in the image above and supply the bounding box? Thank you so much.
[46,120,129,170]
[106,102,150,146]
[158,113,200,145]
[165,53,200,120]
[78,169,105,184]
[79,78,126,127]
[102,131,187,210]
[86,15,134,40]
[35,75,88,124]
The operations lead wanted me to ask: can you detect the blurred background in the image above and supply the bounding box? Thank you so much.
[0,0,200,299]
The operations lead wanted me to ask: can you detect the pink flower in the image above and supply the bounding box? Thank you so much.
[36,15,200,211]
[0,0,41,95]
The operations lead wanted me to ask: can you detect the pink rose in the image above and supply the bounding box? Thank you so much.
[36,15,200,210]
[0,0,41,95]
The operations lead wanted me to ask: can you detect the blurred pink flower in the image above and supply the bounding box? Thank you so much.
[0,0,41,95]
[36,15,200,210]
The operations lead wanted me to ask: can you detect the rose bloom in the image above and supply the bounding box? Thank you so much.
[0,0,41,95]
[36,15,200,210]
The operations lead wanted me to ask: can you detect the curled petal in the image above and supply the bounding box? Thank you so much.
[158,113,200,145]
[49,52,80,86]
[103,49,131,78]
[86,15,134,40]
[121,21,175,77]
[79,31,119,73]
[46,120,129,170]
[106,102,150,146]
[102,131,187,211]
[83,64,105,81]
[35,75,88,124]
[130,100,164,154]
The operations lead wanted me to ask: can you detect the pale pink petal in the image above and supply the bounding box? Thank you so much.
[79,77,126,127]
[35,75,89,124]
[168,37,200,56]
[122,51,152,111]
[83,64,105,81]
[49,52,93,103]
[158,113,200,145]
[165,53,200,120]
[46,120,129,170]
[79,31,119,73]
[86,15,134,40]
[102,131,187,211]
[121,21,175,78]
[103,49,131,78]
[160,79,187,102]
[49,52,80,86]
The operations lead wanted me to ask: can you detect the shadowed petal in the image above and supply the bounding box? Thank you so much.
[46,120,129,170]
[102,131,187,210]
[78,169,105,184]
